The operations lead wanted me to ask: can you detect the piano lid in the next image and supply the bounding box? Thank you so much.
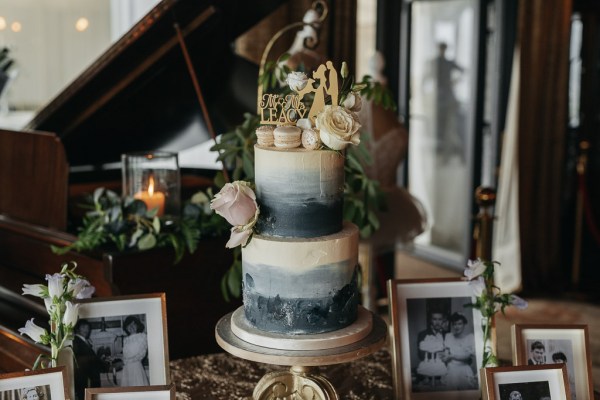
[26,0,288,168]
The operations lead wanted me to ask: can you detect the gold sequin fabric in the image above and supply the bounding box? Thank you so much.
[170,349,394,400]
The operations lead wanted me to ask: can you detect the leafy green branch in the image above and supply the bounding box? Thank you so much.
[344,138,387,239]
[358,75,397,112]
[51,188,227,264]
[210,113,260,188]
[258,53,292,92]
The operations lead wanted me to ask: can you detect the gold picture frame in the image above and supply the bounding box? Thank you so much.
[482,364,571,400]
[85,383,175,400]
[73,293,170,400]
[0,367,69,400]
[512,324,593,400]
[387,277,486,400]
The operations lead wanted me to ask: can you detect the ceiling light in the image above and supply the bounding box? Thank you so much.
[75,17,89,32]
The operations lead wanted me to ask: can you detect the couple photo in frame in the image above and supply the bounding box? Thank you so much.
[388,277,486,400]
[0,368,69,400]
[73,293,170,400]
[511,324,593,400]
[387,278,591,400]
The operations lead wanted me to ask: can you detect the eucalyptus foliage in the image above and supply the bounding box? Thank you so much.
[52,188,227,263]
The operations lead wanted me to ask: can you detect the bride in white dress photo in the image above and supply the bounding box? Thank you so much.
[441,312,477,390]
[121,315,149,387]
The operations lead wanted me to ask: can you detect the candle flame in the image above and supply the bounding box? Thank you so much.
[148,175,155,196]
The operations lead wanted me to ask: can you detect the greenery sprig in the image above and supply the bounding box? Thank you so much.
[344,139,386,238]
[358,75,397,112]
[464,259,528,368]
[259,53,293,92]
[51,188,227,263]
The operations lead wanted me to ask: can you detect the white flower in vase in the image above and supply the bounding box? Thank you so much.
[18,319,49,344]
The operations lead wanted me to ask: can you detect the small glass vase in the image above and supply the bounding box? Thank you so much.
[56,344,75,400]
[121,151,181,219]
[481,316,498,368]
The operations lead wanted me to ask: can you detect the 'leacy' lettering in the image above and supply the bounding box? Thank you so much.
[259,94,307,125]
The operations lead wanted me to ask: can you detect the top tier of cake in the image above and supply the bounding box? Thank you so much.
[254,145,345,238]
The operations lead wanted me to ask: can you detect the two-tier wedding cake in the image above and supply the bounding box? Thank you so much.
[212,60,367,342]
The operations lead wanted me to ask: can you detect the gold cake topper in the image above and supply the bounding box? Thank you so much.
[256,1,329,126]
[259,61,339,125]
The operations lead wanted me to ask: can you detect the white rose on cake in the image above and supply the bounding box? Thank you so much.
[210,181,259,248]
[286,71,308,92]
[315,105,361,150]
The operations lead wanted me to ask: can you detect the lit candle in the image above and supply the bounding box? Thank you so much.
[134,175,165,216]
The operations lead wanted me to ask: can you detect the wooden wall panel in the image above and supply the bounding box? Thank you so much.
[0,129,68,230]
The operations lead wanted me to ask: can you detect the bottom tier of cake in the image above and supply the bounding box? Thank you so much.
[241,223,359,335]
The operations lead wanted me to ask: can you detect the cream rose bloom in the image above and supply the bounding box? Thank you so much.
[315,105,361,150]
[286,71,308,92]
[210,181,259,248]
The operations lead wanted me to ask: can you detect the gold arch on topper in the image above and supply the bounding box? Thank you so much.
[256,0,329,126]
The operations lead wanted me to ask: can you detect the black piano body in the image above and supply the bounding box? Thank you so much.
[0,0,289,368]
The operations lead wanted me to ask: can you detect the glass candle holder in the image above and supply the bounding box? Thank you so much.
[122,151,181,218]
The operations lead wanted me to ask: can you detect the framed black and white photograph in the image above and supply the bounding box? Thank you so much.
[0,367,69,400]
[85,384,175,400]
[482,364,571,400]
[387,278,485,399]
[73,293,169,400]
[512,324,593,400]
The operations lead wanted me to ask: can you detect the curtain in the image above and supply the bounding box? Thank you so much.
[493,47,522,293]
[517,0,571,293]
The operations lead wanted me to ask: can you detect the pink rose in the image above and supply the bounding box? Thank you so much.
[210,181,258,226]
[210,181,260,248]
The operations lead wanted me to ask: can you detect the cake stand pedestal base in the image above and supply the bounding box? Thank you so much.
[252,366,338,400]
[215,306,388,400]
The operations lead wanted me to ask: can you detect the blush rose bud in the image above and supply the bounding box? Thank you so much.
[210,181,260,248]
[340,61,349,79]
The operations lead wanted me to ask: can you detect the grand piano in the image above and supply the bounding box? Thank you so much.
[0,0,291,369]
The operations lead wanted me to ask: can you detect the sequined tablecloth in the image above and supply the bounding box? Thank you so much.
[170,349,394,400]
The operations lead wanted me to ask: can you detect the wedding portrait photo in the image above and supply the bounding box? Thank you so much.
[525,339,576,399]
[513,324,593,400]
[0,385,52,400]
[73,314,150,400]
[407,296,478,393]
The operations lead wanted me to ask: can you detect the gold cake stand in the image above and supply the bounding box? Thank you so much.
[215,305,388,400]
